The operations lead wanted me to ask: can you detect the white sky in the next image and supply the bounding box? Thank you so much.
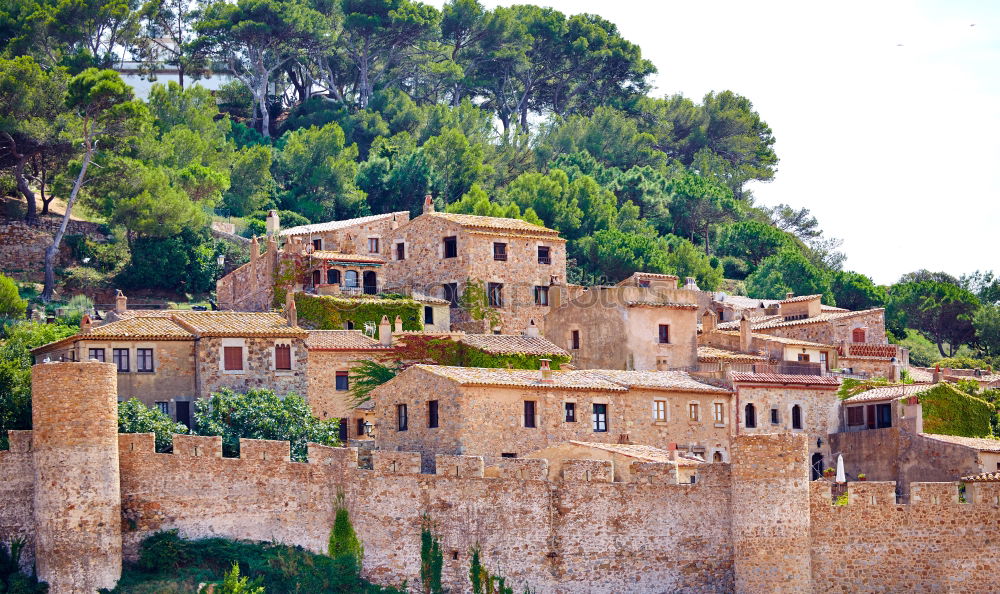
[468,0,1000,284]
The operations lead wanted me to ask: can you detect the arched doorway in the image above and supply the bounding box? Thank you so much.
[311,270,321,287]
[363,271,377,295]
[811,453,824,480]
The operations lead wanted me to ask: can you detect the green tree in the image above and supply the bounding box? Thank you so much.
[219,562,265,594]
[666,171,740,253]
[716,220,793,267]
[9,0,140,70]
[767,203,821,240]
[134,0,208,87]
[973,304,1000,360]
[223,145,275,216]
[888,281,980,358]
[118,398,187,453]
[118,228,221,293]
[505,169,583,238]
[831,270,887,311]
[574,227,670,283]
[192,387,340,461]
[348,359,400,406]
[962,270,1000,306]
[745,247,834,304]
[0,274,27,320]
[273,122,367,221]
[665,236,723,291]
[328,497,363,573]
[534,107,659,171]
[422,127,489,204]
[445,184,542,225]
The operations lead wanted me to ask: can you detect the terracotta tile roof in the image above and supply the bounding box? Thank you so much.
[920,434,1000,452]
[31,316,194,353]
[907,367,934,382]
[615,272,679,286]
[458,334,568,356]
[821,305,848,312]
[731,373,842,386]
[697,346,768,363]
[410,292,450,305]
[714,295,778,310]
[414,365,627,391]
[113,309,180,319]
[716,308,884,331]
[962,472,1000,482]
[625,300,699,309]
[171,312,307,338]
[585,370,732,394]
[779,294,823,304]
[564,441,681,463]
[842,383,929,404]
[427,211,560,235]
[310,251,385,265]
[280,212,406,236]
[715,331,831,348]
[305,330,391,350]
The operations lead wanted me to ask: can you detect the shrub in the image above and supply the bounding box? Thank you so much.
[138,530,192,573]
[63,266,111,291]
[328,496,363,574]
[118,399,187,453]
[932,356,993,370]
[0,537,46,593]
[288,292,423,333]
[0,273,27,320]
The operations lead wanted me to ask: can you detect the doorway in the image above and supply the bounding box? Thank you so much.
[811,452,824,480]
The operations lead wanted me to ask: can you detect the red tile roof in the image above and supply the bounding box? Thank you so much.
[961,472,1000,483]
[842,384,929,404]
[731,373,842,386]
[458,334,568,356]
[305,330,391,350]
[921,434,1000,453]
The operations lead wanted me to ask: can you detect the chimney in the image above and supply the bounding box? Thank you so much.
[684,277,700,291]
[250,235,259,264]
[265,209,280,235]
[379,315,392,346]
[903,396,923,434]
[701,310,716,333]
[739,312,752,352]
[285,293,297,327]
[80,314,93,334]
[932,365,941,384]
[114,290,127,314]
[394,315,402,333]
[667,442,678,461]
[538,358,553,383]
[785,291,794,300]
[524,319,540,338]
[423,194,435,214]
[391,214,399,230]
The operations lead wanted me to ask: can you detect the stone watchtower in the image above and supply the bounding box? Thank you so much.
[31,361,122,593]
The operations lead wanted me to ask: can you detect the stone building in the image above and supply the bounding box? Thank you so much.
[715,294,889,346]
[699,310,840,373]
[523,440,704,483]
[31,310,307,425]
[544,283,700,370]
[372,364,733,470]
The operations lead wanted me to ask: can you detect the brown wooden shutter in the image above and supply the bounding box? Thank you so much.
[224,346,243,370]
[275,345,291,370]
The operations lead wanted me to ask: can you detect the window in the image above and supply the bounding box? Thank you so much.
[653,400,667,422]
[223,346,243,371]
[136,348,154,373]
[534,286,549,306]
[847,406,865,426]
[424,306,434,325]
[443,236,457,258]
[493,242,507,261]
[397,404,408,431]
[356,418,366,437]
[155,401,169,415]
[820,351,828,371]
[524,401,536,428]
[488,282,504,307]
[112,348,129,372]
[852,327,866,343]
[791,404,803,429]
[335,371,349,391]
[368,237,379,253]
[770,408,780,425]
[875,403,892,428]
[797,353,811,362]
[344,270,359,288]
[395,242,405,260]
[428,400,439,428]
[312,238,322,250]
[537,246,550,264]
[88,348,105,362]
[345,320,355,330]
[338,418,348,441]
[564,402,576,422]
[592,403,608,432]
[570,330,580,350]
[501,453,517,458]
[713,451,723,463]
[745,403,757,428]
[275,344,292,370]
[327,269,341,285]
[688,403,699,421]
[713,402,725,424]
[312,270,321,286]
[658,324,670,344]
[444,283,459,308]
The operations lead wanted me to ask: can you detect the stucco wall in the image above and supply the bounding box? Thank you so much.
[74,339,196,406]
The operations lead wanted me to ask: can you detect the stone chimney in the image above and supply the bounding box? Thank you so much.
[391,214,399,230]
[250,236,259,264]
[739,312,752,352]
[684,277,700,291]
[667,442,678,461]
[538,358,553,383]
[902,396,923,434]
[394,315,402,333]
[265,210,280,236]
[285,293,297,327]
[524,319,540,338]
[114,290,127,314]
[932,365,941,383]
[701,310,716,333]
[80,314,93,334]
[785,291,794,300]
[379,315,392,346]
[422,194,435,214]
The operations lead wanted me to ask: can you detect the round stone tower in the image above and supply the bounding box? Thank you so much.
[31,361,122,593]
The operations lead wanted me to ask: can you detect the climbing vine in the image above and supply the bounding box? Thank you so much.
[391,335,570,369]
[460,278,502,329]
[469,546,519,594]
[291,292,423,331]
[420,516,444,594]
[919,383,994,437]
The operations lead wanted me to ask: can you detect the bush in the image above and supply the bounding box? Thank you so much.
[118,398,188,453]
[118,229,221,294]
[0,538,45,593]
[138,530,191,573]
[63,266,111,291]
[60,294,94,325]
[919,383,994,437]
[932,356,993,370]
[288,292,423,333]
[0,273,27,320]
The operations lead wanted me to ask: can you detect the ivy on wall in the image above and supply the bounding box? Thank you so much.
[919,383,995,437]
[290,292,423,331]
[392,335,570,369]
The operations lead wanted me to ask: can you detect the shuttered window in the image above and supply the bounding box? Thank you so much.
[275,345,292,370]
[223,346,243,371]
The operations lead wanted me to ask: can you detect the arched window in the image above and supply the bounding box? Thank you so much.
[744,403,757,429]
[791,404,803,430]
[712,451,723,463]
[363,270,377,295]
[344,270,359,288]
[852,327,866,343]
[327,269,341,285]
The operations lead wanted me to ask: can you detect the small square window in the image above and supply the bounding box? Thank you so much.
[395,242,405,260]
[688,403,699,422]
[713,402,725,424]
[88,348,105,362]
[368,237,379,253]
[444,283,459,308]
[537,246,551,265]
[770,408,780,425]
[312,238,322,250]
[335,371,349,391]
[493,242,507,261]
[564,402,576,422]
[797,353,810,362]
[155,401,169,415]
[592,403,608,432]
[424,306,434,325]
[275,344,292,370]
[113,348,130,372]
[488,283,504,308]
[223,346,243,371]
[137,348,154,373]
[534,286,549,306]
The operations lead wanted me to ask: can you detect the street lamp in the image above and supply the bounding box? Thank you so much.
[217,254,226,270]
[363,421,374,437]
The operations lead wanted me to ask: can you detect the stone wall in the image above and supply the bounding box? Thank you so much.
[0,217,106,281]
[196,336,308,398]
[215,239,277,312]
[0,431,35,571]
[306,349,389,419]
[757,309,887,346]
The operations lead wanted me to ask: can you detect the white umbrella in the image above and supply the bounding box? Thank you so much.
[836,454,846,483]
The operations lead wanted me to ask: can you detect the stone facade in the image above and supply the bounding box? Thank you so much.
[216,236,279,312]
[544,285,700,370]
[196,336,308,399]
[0,217,106,282]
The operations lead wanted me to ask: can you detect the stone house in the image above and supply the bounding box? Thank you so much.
[544,284,700,371]
[699,310,840,373]
[715,294,889,346]
[523,441,704,483]
[31,310,307,426]
[371,364,733,471]
[730,372,842,480]
[380,196,568,333]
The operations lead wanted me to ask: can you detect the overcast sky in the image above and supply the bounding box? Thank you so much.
[465,0,1000,284]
